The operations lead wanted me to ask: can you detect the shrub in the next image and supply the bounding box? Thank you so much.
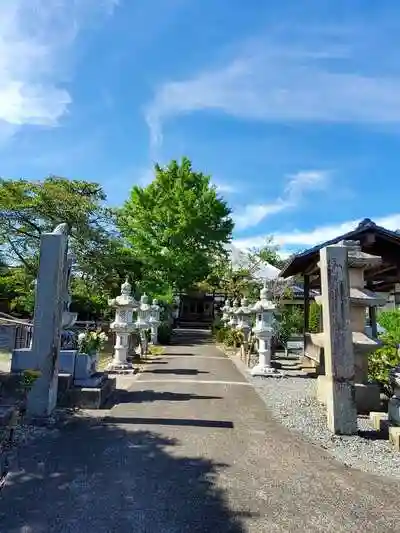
[215,327,229,343]
[274,305,303,347]
[368,309,400,395]
[308,301,321,333]
[157,322,173,345]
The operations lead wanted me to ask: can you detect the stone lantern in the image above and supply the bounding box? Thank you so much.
[149,298,161,345]
[235,297,253,356]
[108,278,138,371]
[221,299,232,325]
[229,299,239,328]
[251,283,281,377]
[136,294,151,355]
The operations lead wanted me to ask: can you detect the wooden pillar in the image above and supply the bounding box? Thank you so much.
[303,275,310,346]
[366,282,378,338]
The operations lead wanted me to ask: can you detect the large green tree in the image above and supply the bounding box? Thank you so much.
[118,158,234,291]
[0,176,143,315]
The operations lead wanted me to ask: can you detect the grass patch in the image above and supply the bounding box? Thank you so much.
[98,351,113,371]
[148,346,165,356]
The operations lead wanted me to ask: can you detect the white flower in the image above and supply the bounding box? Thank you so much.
[100,332,108,341]
[78,332,86,341]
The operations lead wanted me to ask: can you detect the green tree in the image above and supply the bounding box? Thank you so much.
[0,176,144,317]
[0,265,35,316]
[0,176,112,275]
[118,158,234,291]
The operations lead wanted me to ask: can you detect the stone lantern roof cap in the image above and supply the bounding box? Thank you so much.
[252,282,276,312]
[236,296,252,315]
[339,240,382,269]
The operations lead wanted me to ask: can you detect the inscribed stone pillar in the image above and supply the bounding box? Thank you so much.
[27,224,68,417]
[319,245,357,435]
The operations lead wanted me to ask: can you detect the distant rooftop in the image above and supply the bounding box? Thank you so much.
[227,244,281,281]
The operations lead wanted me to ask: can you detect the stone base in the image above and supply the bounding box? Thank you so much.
[317,375,380,414]
[369,411,389,432]
[63,377,116,409]
[355,383,381,414]
[106,361,133,373]
[57,373,74,401]
[388,396,400,426]
[74,373,107,388]
[389,426,400,451]
[251,365,284,377]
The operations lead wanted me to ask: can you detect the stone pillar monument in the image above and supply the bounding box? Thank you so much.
[251,284,281,377]
[318,244,357,434]
[108,279,138,371]
[24,224,68,417]
[317,241,385,415]
[149,298,161,345]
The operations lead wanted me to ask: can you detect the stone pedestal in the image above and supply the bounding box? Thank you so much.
[107,279,138,372]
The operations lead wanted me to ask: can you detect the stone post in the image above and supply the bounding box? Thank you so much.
[319,245,357,434]
[26,223,69,418]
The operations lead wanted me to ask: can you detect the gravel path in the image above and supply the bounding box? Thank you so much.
[228,351,400,480]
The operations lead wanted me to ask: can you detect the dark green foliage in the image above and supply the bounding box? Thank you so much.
[157,322,173,345]
[308,300,321,333]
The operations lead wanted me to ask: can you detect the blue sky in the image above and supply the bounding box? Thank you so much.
[1,0,400,257]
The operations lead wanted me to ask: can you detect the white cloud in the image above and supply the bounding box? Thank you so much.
[234,202,288,230]
[234,214,400,251]
[233,169,329,230]
[214,181,239,194]
[145,26,400,147]
[0,0,117,138]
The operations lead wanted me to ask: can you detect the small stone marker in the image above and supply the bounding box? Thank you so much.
[319,245,357,435]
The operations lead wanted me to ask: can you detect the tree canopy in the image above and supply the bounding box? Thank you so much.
[118,158,234,291]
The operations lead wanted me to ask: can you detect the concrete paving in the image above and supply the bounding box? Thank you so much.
[1,329,400,532]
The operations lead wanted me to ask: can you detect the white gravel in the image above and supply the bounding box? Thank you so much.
[229,352,400,480]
